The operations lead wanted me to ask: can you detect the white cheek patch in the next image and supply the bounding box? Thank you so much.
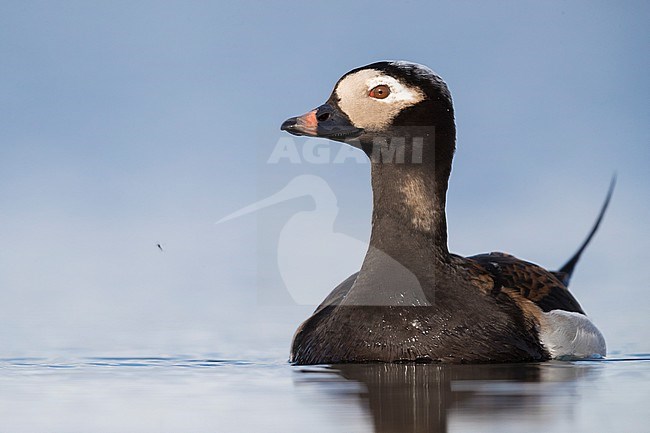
[365,75,423,105]
[335,70,425,131]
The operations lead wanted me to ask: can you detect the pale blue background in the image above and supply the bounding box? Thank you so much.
[1,0,648,359]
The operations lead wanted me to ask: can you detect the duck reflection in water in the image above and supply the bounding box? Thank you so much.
[293,362,600,433]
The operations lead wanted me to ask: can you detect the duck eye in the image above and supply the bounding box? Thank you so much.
[369,85,390,99]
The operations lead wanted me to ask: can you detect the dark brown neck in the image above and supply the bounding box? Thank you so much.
[361,130,455,276]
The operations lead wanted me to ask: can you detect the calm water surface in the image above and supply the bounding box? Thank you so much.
[1,354,648,433]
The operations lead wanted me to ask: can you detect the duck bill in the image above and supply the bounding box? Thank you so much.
[281,103,363,141]
[281,109,319,137]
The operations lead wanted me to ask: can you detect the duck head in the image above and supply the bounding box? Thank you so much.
[281,61,456,163]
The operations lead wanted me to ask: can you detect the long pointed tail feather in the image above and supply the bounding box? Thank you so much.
[555,175,616,287]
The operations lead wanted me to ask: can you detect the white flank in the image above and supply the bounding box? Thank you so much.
[539,310,607,359]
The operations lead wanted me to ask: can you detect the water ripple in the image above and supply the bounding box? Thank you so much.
[0,356,268,371]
